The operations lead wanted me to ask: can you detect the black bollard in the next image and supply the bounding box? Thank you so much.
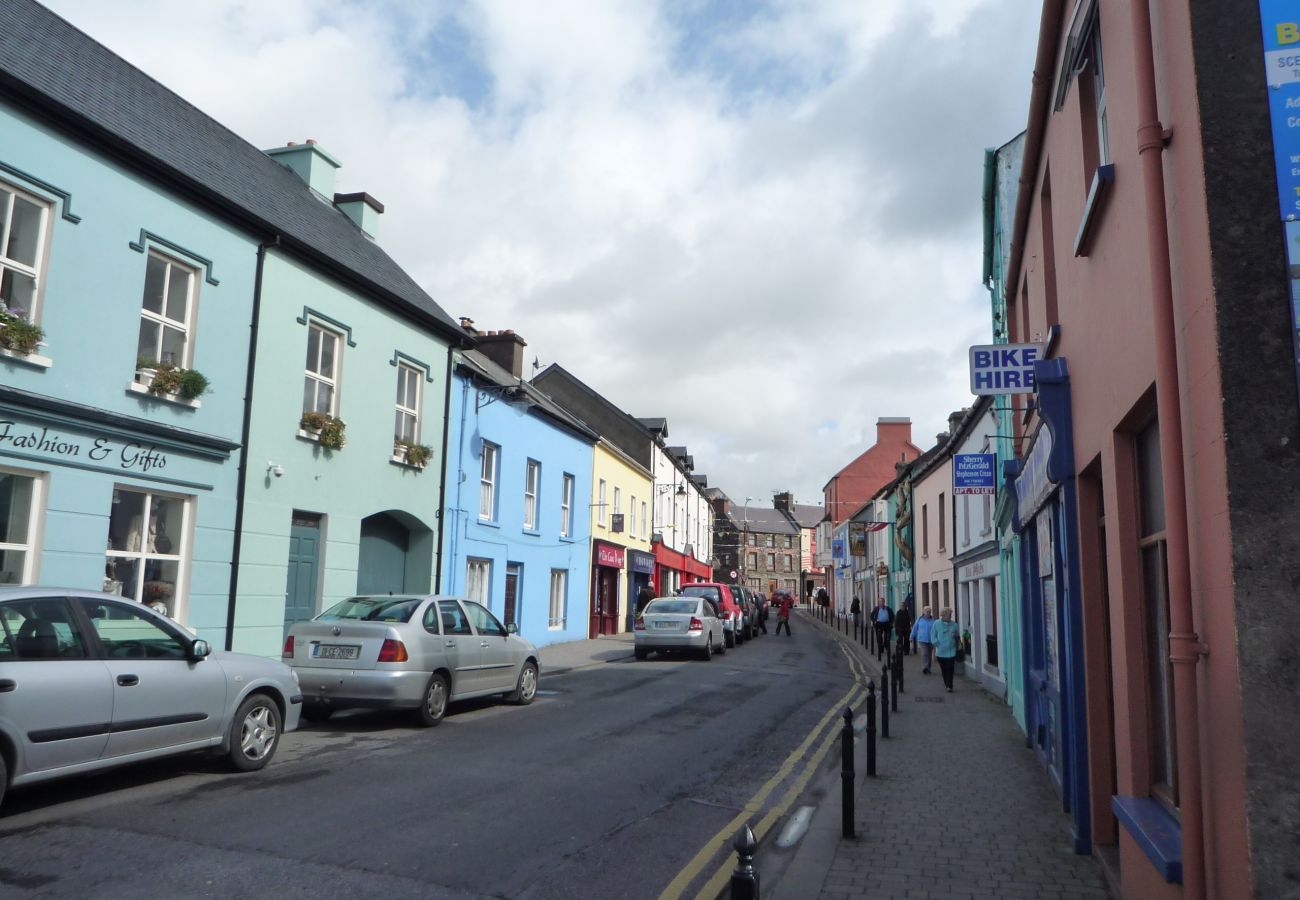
[890,656,899,713]
[866,681,877,776]
[840,707,854,838]
[895,646,905,695]
[729,824,760,900]
[880,666,890,739]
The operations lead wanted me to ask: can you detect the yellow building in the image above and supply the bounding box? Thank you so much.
[589,439,653,637]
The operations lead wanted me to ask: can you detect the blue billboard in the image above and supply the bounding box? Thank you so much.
[953,453,997,495]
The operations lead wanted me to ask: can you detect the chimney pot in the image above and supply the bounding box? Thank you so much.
[287,141,297,147]
[306,138,317,145]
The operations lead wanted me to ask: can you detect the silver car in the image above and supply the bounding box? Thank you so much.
[0,587,302,808]
[633,597,726,660]
[284,595,540,726]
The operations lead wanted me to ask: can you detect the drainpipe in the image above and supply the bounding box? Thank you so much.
[225,237,274,651]
[433,347,455,594]
[1130,2,1207,897]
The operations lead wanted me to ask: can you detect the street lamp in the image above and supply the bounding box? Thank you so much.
[739,497,753,588]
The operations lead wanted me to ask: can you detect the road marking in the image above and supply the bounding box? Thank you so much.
[657,642,866,900]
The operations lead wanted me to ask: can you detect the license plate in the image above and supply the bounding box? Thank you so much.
[311,643,360,660]
[654,621,676,630]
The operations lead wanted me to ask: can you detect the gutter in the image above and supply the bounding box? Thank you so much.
[433,346,456,593]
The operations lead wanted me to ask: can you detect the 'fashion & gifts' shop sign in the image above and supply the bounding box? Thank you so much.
[594,541,625,568]
[0,420,169,473]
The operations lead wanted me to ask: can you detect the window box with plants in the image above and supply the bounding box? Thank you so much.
[299,411,347,450]
[134,358,209,405]
[0,302,46,358]
[393,440,432,469]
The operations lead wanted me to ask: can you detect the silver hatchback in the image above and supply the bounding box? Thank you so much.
[0,587,302,808]
[284,595,540,726]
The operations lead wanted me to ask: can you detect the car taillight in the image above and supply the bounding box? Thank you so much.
[377,639,408,663]
[281,635,294,659]
[634,617,645,631]
[688,617,703,632]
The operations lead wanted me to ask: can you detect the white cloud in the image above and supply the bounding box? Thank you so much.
[44,0,1037,509]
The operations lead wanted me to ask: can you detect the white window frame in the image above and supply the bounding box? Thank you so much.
[641,501,647,540]
[394,362,422,446]
[104,486,192,622]
[479,442,499,521]
[0,180,52,325]
[561,473,575,537]
[598,479,607,526]
[0,466,44,584]
[628,495,636,537]
[137,251,197,368]
[466,558,491,607]
[1090,20,1110,166]
[614,487,621,523]
[304,321,342,416]
[548,568,567,629]
[524,459,540,531]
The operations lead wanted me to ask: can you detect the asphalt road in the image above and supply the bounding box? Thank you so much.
[0,618,862,899]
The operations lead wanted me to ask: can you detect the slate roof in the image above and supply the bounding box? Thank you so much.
[459,351,598,443]
[0,0,466,342]
[737,507,799,535]
[788,503,825,528]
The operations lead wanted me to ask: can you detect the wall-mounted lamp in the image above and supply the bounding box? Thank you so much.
[267,460,284,478]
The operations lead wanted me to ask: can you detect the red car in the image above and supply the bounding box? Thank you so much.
[679,583,746,648]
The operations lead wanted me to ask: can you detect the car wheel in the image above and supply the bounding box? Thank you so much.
[508,661,539,705]
[301,702,333,723]
[228,693,281,772]
[0,751,7,808]
[725,629,736,648]
[634,647,649,661]
[700,639,713,661]
[716,630,726,654]
[415,673,449,727]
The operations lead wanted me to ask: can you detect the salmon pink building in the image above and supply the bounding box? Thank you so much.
[1005,2,1299,898]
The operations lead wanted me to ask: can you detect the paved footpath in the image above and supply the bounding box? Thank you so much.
[777,609,1112,900]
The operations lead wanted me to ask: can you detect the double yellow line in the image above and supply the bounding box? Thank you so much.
[658,642,869,899]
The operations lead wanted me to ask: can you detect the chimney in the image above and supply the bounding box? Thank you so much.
[773,491,793,513]
[948,409,967,436]
[333,192,384,240]
[265,139,342,200]
[876,416,913,446]
[459,317,478,336]
[475,329,528,378]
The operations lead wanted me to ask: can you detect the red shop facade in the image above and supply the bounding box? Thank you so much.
[590,539,625,638]
[651,539,711,595]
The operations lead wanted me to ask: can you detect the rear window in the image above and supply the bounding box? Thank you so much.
[645,599,698,615]
[680,586,721,603]
[318,597,421,623]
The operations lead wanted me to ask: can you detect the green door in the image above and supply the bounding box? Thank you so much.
[358,512,409,595]
[284,513,321,633]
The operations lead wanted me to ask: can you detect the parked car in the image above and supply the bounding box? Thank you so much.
[633,597,725,660]
[678,583,744,648]
[284,594,539,726]
[0,587,301,808]
[733,586,760,640]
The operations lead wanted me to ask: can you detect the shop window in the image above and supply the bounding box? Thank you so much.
[561,473,574,537]
[304,321,342,416]
[479,443,499,521]
[137,251,197,368]
[0,468,42,584]
[104,487,190,620]
[548,569,567,629]
[0,180,51,334]
[1137,421,1177,808]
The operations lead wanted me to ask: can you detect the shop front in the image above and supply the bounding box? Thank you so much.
[590,539,624,637]
[0,398,241,643]
[955,550,1002,696]
[626,548,655,630]
[1006,358,1090,854]
[651,539,711,598]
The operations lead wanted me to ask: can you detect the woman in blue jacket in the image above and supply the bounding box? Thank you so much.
[930,607,961,693]
[910,606,935,674]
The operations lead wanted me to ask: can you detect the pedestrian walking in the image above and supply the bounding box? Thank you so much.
[893,601,912,656]
[775,592,794,636]
[635,584,655,617]
[911,606,935,673]
[850,595,861,631]
[816,586,829,610]
[871,599,894,653]
[931,607,961,692]
[757,593,769,634]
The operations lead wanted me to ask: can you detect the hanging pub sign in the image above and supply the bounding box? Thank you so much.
[968,343,1044,395]
[831,538,846,561]
[953,453,996,494]
[848,522,867,557]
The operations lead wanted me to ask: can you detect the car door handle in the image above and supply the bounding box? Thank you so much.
[117,674,140,687]
[445,640,457,648]
[480,640,490,648]
[0,679,15,693]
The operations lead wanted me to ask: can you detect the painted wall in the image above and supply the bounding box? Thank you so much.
[911,456,954,619]
[231,249,451,656]
[440,370,594,647]
[590,441,652,628]
[951,406,1004,698]
[0,101,254,643]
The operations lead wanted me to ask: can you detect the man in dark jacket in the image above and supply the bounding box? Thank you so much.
[635,584,655,617]
[893,601,913,655]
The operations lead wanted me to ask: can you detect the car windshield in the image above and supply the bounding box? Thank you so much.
[317,597,421,623]
[645,599,697,615]
[680,586,721,603]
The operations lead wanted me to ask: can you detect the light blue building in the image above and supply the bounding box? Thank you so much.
[0,5,257,644]
[441,332,596,648]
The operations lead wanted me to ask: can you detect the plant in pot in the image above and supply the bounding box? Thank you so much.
[136,356,161,385]
[396,440,432,468]
[177,368,209,401]
[0,304,44,355]
[300,411,346,449]
[148,362,185,396]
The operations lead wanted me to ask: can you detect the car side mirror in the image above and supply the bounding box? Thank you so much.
[189,639,212,661]
[506,622,518,635]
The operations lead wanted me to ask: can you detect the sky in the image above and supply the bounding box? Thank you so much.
[44,0,1040,511]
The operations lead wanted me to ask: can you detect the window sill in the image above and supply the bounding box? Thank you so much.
[0,346,53,368]
[127,381,201,408]
[296,429,345,449]
[559,535,576,543]
[1111,796,1182,883]
[389,455,426,471]
[521,527,541,537]
[1074,163,1115,257]
[477,517,500,530]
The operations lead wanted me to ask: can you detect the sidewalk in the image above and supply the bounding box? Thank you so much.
[777,609,1111,900]
[537,632,635,676]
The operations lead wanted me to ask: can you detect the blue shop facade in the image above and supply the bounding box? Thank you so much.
[1005,357,1091,854]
